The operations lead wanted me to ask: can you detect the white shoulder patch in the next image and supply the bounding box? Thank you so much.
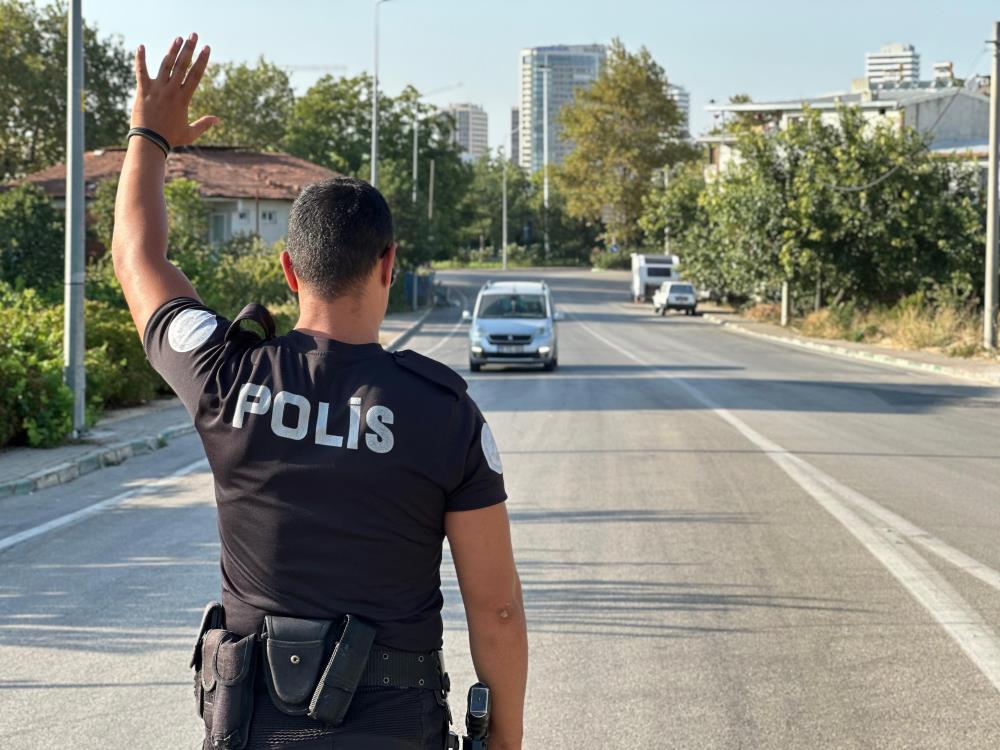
[481,423,503,475]
[167,308,218,353]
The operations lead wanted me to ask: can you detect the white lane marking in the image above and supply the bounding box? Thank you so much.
[572,313,1000,692]
[418,290,468,358]
[0,458,209,554]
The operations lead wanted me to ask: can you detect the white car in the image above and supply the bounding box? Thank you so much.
[652,281,698,316]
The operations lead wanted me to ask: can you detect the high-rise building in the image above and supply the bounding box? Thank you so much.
[865,43,920,85]
[518,44,606,172]
[510,107,520,163]
[448,103,489,161]
[666,83,690,136]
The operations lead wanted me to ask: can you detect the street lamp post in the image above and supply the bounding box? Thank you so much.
[541,63,550,260]
[409,83,462,204]
[64,0,85,437]
[370,0,391,188]
[502,124,520,271]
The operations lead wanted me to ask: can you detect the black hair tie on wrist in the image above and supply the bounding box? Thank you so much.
[127,127,171,158]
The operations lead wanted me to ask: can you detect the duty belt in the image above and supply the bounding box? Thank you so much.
[192,602,452,750]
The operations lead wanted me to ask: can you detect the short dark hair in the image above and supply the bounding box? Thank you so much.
[286,177,394,298]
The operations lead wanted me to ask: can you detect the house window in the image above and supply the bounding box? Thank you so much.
[260,210,277,223]
[238,211,249,221]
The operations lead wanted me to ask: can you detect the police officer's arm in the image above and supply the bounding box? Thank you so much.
[112,34,218,338]
[447,503,527,749]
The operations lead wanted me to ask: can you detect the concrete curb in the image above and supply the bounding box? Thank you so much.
[384,305,435,352]
[0,308,436,500]
[703,313,1000,387]
[0,422,197,500]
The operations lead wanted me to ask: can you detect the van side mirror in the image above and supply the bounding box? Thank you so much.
[553,310,565,322]
[461,310,473,323]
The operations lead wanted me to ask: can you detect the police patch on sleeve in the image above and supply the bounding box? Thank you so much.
[167,308,218,353]
[481,423,503,474]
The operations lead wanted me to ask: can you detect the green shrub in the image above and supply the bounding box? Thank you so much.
[85,300,167,409]
[590,248,631,270]
[0,284,73,447]
[0,184,65,301]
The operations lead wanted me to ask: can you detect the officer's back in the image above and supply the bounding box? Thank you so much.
[112,41,527,747]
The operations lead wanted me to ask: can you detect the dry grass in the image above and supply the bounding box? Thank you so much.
[742,303,781,322]
[796,303,984,358]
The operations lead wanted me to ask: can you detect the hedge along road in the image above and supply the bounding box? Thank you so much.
[2,268,1000,749]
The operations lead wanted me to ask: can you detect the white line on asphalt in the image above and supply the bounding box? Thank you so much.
[572,313,1000,692]
[0,458,209,554]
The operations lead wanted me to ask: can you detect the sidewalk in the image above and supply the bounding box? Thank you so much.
[702,307,1000,386]
[0,307,435,499]
[0,399,192,498]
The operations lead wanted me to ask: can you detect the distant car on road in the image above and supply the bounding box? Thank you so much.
[463,280,562,372]
[652,281,698,316]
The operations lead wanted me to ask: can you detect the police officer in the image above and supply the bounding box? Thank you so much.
[113,35,527,749]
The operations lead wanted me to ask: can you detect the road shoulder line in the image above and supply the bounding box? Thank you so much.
[572,312,1000,693]
[0,458,208,554]
[702,313,1000,386]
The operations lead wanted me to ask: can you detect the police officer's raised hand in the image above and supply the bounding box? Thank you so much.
[131,34,218,148]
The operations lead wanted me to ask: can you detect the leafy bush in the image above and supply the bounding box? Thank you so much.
[85,300,167,409]
[0,284,73,447]
[0,184,64,300]
[590,249,631,270]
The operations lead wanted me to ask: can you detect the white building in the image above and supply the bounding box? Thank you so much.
[518,44,606,173]
[866,43,920,85]
[666,83,691,136]
[447,103,489,161]
[700,81,989,177]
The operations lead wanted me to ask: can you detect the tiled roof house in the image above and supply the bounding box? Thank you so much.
[18,146,339,246]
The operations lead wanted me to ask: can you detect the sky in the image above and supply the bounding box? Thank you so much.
[81,0,999,151]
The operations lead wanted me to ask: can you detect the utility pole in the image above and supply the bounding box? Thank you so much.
[411,117,419,204]
[502,124,520,272]
[985,20,1000,349]
[501,146,509,271]
[427,158,435,220]
[780,281,790,328]
[370,0,391,188]
[541,63,551,260]
[64,0,85,437]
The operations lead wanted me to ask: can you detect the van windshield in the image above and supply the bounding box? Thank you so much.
[672,284,694,294]
[478,294,547,319]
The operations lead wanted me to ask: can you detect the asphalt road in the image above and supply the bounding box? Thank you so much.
[2,268,999,749]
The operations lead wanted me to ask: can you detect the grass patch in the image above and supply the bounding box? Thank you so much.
[796,297,985,358]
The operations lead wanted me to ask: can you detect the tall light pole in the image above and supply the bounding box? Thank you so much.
[540,63,551,260]
[985,20,1000,349]
[370,0,391,188]
[64,0,85,437]
[410,83,462,204]
[502,124,520,271]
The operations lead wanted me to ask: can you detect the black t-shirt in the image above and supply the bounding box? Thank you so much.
[143,297,507,652]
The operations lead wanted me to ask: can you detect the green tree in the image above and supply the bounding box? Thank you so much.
[640,105,985,306]
[0,183,65,298]
[556,38,691,248]
[189,57,294,150]
[0,0,132,179]
[284,74,374,175]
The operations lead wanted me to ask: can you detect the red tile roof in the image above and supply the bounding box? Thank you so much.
[17,146,339,201]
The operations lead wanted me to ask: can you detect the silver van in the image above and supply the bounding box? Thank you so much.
[462,281,562,372]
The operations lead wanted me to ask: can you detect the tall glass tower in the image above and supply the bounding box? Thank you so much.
[518,45,606,173]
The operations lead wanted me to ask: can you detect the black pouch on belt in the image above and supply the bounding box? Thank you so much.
[262,614,376,726]
[190,602,257,750]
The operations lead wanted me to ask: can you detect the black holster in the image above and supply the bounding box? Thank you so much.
[191,602,257,750]
[262,613,377,727]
